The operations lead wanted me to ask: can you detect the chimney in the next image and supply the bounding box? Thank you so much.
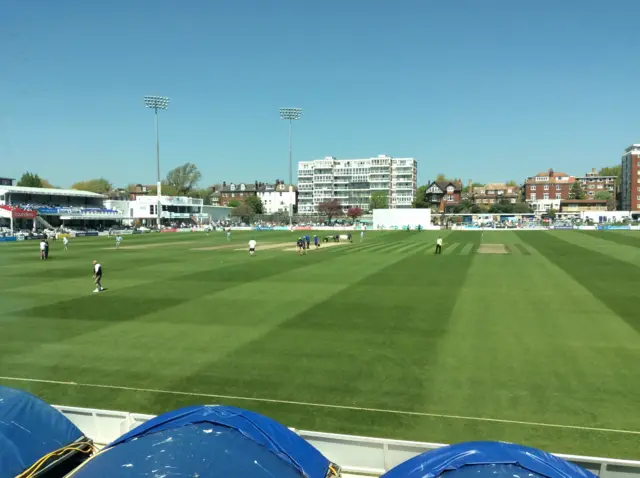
[549,169,554,178]
[468,179,472,191]
[223,181,226,187]
[592,168,596,174]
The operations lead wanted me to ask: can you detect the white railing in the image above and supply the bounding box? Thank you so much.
[53,406,640,478]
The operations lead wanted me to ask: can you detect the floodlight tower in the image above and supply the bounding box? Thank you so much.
[279,107,302,227]
[144,95,170,229]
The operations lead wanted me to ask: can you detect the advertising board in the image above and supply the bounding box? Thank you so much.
[76,232,99,237]
[0,236,17,242]
[11,208,37,219]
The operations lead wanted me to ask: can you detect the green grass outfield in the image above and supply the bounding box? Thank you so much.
[1,229,640,459]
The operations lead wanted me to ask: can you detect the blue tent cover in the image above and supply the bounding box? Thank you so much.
[70,405,334,478]
[381,441,597,478]
[0,386,84,477]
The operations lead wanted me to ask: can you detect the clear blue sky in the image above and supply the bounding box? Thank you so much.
[2,0,639,188]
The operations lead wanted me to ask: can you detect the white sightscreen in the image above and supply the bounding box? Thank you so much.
[372,209,431,228]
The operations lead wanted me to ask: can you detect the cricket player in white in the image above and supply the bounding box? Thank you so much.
[92,260,104,292]
[115,235,122,249]
[226,228,231,241]
[63,237,69,251]
[248,239,256,256]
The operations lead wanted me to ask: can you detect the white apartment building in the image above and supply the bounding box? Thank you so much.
[297,155,417,214]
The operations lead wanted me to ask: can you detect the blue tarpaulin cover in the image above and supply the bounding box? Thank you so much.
[70,405,333,478]
[381,441,597,478]
[0,386,84,478]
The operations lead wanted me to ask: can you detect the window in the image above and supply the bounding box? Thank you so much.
[556,185,561,190]
[531,193,536,200]
[531,185,536,191]
[637,196,640,201]
[543,193,549,199]
[544,185,549,190]
[555,193,561,199]
[446,194,454,201]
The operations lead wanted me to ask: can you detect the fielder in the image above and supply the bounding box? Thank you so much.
[63,236,69,251]
[92,260,105,293]
[249,239,256,256]
[115,235,122,249]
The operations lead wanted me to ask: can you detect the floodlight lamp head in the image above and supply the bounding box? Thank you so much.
[144,95,170,110]
[279,107,302,120]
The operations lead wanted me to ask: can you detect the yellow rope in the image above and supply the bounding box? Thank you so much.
[16,442,96,478]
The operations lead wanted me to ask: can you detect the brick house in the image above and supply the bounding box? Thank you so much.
[210,181,260,206]
[523,169,575,214]
[128,184,156,200]
[424,181,462,213]
[471,183,520,205]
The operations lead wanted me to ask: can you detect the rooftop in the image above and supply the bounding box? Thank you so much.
[0,185,105,198]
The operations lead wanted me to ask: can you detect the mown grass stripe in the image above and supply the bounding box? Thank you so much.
[449,243,467,255]
[503,244,513,255]
[513,243,531,256]
[458,243,474,255]
[442,243,459,255]
[393,242,422,254]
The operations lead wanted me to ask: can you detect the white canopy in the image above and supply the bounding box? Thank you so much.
[0,186,105,199]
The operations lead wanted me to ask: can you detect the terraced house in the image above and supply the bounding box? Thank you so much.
[471,183,520,205]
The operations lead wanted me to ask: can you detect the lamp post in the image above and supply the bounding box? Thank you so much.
[144,95,170,229]
[279,107,302,228]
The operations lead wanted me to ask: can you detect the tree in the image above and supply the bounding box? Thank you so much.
[317,200,343,222]
[435,173,456,182]
[453,199,473,214]
[165,163,202,195]
[17,172,44,188]
[71,178,112,194]
[231,203,253,223]
[547,208,557,220]
[226,199,241,208]
[347,206,363,221]
[244,195,264,215]
[149,182,179,196]
[569,181,585,200]
[595,191,611,201]
[513,202,533,214]
[506,179,518,187]
[412,185,429,208]
[598,165,621,187]
[370,191,388,210]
